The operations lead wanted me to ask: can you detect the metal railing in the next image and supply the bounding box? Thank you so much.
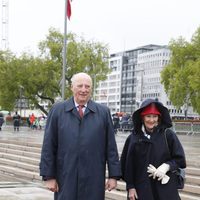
[173,121,200,135]
[116,121,200,135]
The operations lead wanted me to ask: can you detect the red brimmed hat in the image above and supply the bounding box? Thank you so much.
[140,103,161,116]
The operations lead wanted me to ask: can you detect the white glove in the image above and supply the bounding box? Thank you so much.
[160,175,170,184]
[147,164,170,184]
[147,164,156,178]
[154,163,170,179]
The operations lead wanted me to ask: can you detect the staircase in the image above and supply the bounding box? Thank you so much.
[0,135,200,200]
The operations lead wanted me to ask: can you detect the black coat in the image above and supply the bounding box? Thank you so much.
[40,98,121,200]
[13,114,20,126]
[121,99,186,200]
[0,114,4,126]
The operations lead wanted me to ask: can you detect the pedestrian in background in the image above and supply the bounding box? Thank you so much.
[40,72,121,200]
[0,112,4,131]
[26,115,31,128]
[112,113,120,134]
[13,111,21,131]
[29,113,36,129]
[121,98,186,200]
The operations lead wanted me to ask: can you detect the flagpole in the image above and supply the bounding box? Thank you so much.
[62,0,68,100]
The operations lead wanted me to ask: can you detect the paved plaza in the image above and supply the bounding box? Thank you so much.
[0,125,199,199]
[0,126,52,200]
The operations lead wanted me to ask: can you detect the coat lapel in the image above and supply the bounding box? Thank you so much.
[84,100,96,117]
[64,97,80,119]
[64,98,97,119]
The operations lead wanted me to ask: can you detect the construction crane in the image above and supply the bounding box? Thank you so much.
[1,0,9,50]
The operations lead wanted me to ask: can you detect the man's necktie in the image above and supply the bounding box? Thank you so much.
[78,105,84,118]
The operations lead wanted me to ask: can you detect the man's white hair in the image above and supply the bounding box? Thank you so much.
[71,72,92,86]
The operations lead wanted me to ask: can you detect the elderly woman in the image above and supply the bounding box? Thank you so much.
[121,98,186,200]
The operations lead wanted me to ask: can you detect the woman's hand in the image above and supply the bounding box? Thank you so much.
[128,188,138,200]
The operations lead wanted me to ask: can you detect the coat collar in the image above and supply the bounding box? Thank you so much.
[64,97,97,114]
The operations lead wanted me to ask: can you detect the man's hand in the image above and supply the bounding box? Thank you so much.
[105,178,117,191]
[128,188,138,200]
[45,179,59,192]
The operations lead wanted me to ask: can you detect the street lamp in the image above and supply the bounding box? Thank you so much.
[19,85,24,116]
[93,75,96,100]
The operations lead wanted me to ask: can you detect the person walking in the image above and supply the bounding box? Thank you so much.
[40,72,121,200]
[121,98,186,200]
[113,113,120,134]
[13,111,21,131]
[29,113,36,129]
[0,112,4,131]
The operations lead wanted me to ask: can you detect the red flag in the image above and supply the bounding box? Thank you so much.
[67,0,71,20]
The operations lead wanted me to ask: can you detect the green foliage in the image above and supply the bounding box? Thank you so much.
[0,51,19,111]
[161,27,200,114]
[0,29,110,115]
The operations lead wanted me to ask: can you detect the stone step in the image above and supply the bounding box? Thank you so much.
[0,164,41,181]
[115,180,200,194]
[105,189,127,200]
[0,140,42,148]
[184,148,200,153]
[0,138,200,200]
[0,147,41,159]
[1,141,199,171]
[1,155,199,187]
[4,139,200,155]
[185,152,200,156]
[183,184,200,195]
[3,147,200,181]
[0,145,200,185]
[105,188,200,200]
[0,158,39,172]
[186,160,200,168]
[105,168,200,186]
[116,181,126,191]
[180,192,200,200]
[0,144,199,176]
[1,158,198,200]
[186,167,200,176]
[0,152,39,165]
[1,140,199,162]
[0,142,41,153]
[186,175,200,185]
[114,180,200,199]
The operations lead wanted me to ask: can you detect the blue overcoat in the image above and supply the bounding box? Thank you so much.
[40,98,121,200]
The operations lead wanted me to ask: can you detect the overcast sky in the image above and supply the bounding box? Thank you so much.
[1,0,200,55]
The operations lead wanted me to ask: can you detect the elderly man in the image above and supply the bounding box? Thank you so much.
[40,72,121,200]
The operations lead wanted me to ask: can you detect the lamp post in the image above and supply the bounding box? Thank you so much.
[61,0,68,100]
[93,75,96,100]
[19,85,24,116]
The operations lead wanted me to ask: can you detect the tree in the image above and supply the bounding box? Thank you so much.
[39,28,110,90]
[161,27,200,115]
[0,29,110,115]
[0,50,20,111]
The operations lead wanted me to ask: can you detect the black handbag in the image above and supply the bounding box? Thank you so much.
[173,167,185,189]
[164,129,186,189]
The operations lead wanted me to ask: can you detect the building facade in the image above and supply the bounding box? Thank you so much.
[95,55,122,114]
[95,44,199,119]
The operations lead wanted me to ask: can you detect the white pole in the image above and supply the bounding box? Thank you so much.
[62,0,68,100]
